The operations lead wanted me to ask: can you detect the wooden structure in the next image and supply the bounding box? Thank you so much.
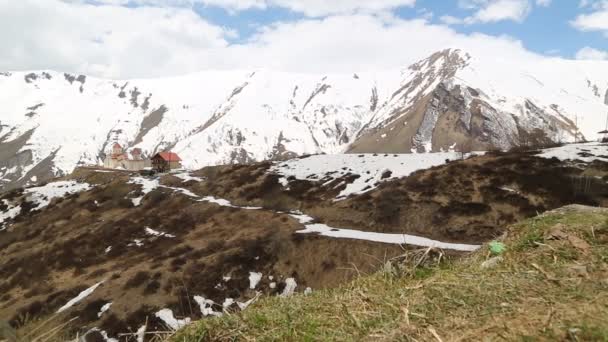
[151,152,182,173]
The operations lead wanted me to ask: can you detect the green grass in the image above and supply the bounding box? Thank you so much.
[172,208,608,342]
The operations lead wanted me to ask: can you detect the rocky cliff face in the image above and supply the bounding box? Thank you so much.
[1,49,607,191]
[349,50,587,153]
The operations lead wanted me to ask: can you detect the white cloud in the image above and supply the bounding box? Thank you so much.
[2,0,544,79]
[474,0,531,23]
[578,0,608,10]
[229,15,538,73]
[71,0,417,16]
[572,1,608,34]
[448,0,533,25]
[440,15,465,25]
[575,46,608,60]
[535,0,551,7]
[268,0,417,17]
[2,0,233,78]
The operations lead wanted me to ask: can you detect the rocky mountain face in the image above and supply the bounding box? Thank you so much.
[350,50,605,153]
[1,49,607,191]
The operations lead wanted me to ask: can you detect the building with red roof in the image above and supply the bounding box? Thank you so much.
[151,152,182,172]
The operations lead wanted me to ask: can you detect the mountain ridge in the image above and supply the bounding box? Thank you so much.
[1,49,607,191]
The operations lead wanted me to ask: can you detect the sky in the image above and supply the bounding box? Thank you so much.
[1,0,607,79]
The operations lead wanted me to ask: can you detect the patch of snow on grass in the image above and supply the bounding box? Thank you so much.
[98,302,112,317]
[280,278,297,297]
[298,223,480,252]
[223,298,235,308]
[57,281,103,313]
[194,296,222,317]
[289,211,480,251]
[25,181,92,211]
[201,196,262,210]
[145,227,176,238]
[129,239,143,247]
[136,325,146,342]
[84,328,118,342]
[500,187,519,193]
[249,272,263,289]
[173,172,205,183]
[155,309,191,330]
[537,143,608,163]
[164,186,200,199]
[0,200,22,230]
[128,177,160,206]
[288,212,315,224]
[270,152,469,199]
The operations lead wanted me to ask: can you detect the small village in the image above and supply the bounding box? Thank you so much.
[102,143,182,174]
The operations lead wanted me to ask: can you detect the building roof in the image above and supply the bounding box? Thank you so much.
[113,143,122,149]
[154,152,182,162]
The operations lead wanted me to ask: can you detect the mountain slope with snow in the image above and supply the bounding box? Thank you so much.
[1,49,607,190]
[350,50,608,153]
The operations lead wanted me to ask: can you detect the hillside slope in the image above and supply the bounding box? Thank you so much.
[1,50,608,191]
[174,205,608,341]
[1,143,608,340]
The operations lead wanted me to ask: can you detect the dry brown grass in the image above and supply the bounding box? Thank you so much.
[172,206,608,341]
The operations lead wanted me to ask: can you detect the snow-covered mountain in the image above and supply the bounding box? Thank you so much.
[1,49,607,190]
[350,50,608,153]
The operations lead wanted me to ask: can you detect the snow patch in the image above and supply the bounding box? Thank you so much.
[154,309,191,330]
[0,200,22,230]
[145,227,176,238]
[136,325,147,342]
[280,278,297,297]
[249,272,263,289]
[290,212,480,251]
[98,302,112,317]
[223,298,235,308]
[173,172,204,183]
[57,281,103,313]
[25,181,92,211]
[201,196,262,210]
[129,239,143,247]
[84,328,118,342]
[194,296,222,317]
[537,143,608,163]
[298,223,480,252]
[128,177,160,206]
[271,152,472,199]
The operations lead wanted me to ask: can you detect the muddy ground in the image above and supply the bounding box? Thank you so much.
[1,151,607,339]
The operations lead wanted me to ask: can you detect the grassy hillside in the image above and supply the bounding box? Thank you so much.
[173,205,608,341]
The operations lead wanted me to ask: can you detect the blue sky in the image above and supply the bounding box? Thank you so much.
[2,0,608,78]
[192,0,607,58]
